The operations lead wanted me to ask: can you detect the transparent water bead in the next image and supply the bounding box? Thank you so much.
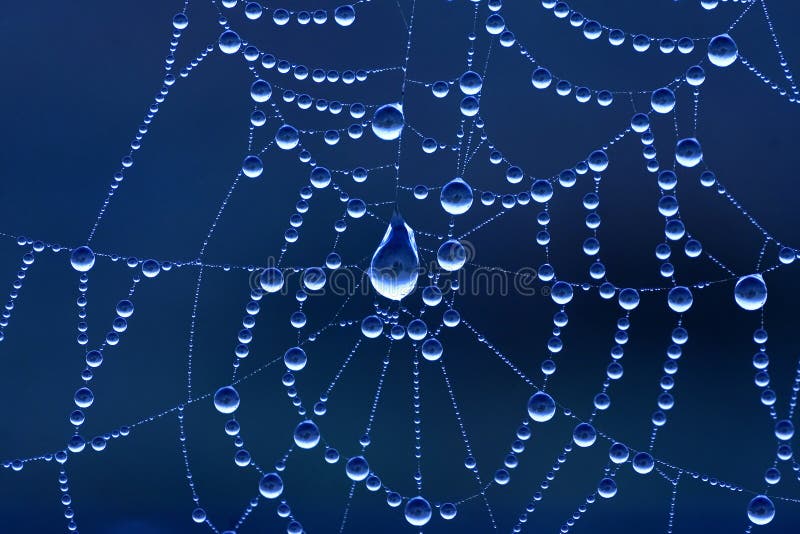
[459,71,483,95]
[708,34,738,67]
[218,30,242,54]
[440,177,474,215]
[734,274,767,311]
[371,104,404,141]
[258,473,284,499]
[651,87,676,114]
[334,5,355,26]
[675,138,703,167]
[250,79,272,102]
[259,267,284,293]
[667,286,693,313]
[172,13,189,30]
[368,211,420,300]
[345,456,370,481]
[242,155,263,178]
[527,391,556,422]
[141,259,160,278]
[404,496,432,526]
[747,495,775,525]
[276,125,300,150]
[437,239,467,271]
[70,246,95,272]
[213,386,240,414]
[302,267,326,291]
[572,422,597,447]
[284,346,307,371]
[598,477,617,498]
[293,420,320,449]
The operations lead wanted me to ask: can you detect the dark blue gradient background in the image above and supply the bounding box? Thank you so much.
[1,0,800,532]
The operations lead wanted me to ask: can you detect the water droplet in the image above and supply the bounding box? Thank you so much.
[116,300,134,317]
[293,420,321,449]
[250,79,272,103]
[531,67,552,89]
[361,315,384,338]
[284,347,307,371]
[632,452,654,474]
[259,267,284,293]
[74,387,94,408]
[275,125,300,150]
[440,502,457,519]
[459,71,483,95]
[550,281,573,305]
[371,104,404,141]
[173,13,189,30]
[421,338,443,361]
[408,319,428,340]
[618,288,640,310]
[440,178,474,215]
[346,456,370,481]
[734,274,767,311]
[747,495,775,525]
[609,442,629,463]
[368,211,420,300]
[191,507,206,523]
[708,34,738,67]
[334,5,356,26]
[141,259,160,278]
[527,392,556,422]
[675,138,703,167]
[241,1,262,19]
[775,419,794,441]
[598,477,617,498]
[303,267,326,291]
[242,155,263,178]
[437,239,467,271]
[651,87,676,114]
[572,422,596,447]
[527,182,551,206]
[404,496,432,526]
[667,286,693,313]
[218,30,242,55]
[213,386,240,414]
[310,166,331,189]
[258,473,284,499]
[70,246,95,272]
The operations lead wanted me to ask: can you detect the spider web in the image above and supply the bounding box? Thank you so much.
[2,0,800,532]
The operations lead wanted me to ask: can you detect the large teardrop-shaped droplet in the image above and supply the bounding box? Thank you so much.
[368,211,419,300]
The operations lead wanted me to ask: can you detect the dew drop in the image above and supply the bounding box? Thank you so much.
[440,178,474,215]
[368,211,420,300]
[371,104,404,141]
[293,420,321,449]
[527,392,556,422]
[734,274,767,311]
[437,239,467,271]
[213,386,240,414]
[70,246,95,272]
[708,34,738,67]
[218,30,242,54]
[675,138,703,167]
[747,495,775,525]
[258,473,284,499]
[404,496,432,526]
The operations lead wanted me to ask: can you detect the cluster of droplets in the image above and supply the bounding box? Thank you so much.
[219,0,358,28]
